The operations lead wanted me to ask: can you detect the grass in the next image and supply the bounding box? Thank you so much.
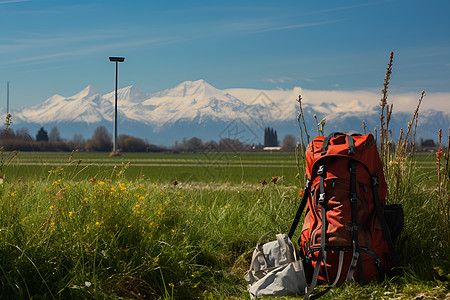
[4,151,299,186]
[0,150,448,299]
[0,170,300,299]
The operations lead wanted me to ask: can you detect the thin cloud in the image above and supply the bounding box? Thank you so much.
[265,77,314,84]
[0,0,31,4]
[302,0,393,15]
[3,36,193,66]
[14,3,101,15]
[223,18,345,35]
[254,19,346,33]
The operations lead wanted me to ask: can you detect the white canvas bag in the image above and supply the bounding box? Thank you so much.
[244,233,307,298]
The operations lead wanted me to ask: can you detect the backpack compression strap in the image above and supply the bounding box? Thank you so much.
[346,161,364,282]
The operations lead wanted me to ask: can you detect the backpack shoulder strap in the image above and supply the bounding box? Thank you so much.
[371,175,401,266]
[305,163,328,300]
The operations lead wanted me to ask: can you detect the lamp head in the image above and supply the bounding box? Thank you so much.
[109,57,125,62]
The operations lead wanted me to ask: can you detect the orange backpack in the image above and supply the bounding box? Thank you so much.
[288,132,400,298]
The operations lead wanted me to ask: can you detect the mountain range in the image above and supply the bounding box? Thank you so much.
[9,79,449,146]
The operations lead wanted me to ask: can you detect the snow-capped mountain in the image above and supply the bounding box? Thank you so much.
[141,79,251,126]
[11,79,450,145]
[18,85,104,124]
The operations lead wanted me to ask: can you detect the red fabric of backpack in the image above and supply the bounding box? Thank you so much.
[288,132,399,296]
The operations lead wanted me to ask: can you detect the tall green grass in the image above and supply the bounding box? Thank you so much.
[0,165,304,299]
[0,157,448,299]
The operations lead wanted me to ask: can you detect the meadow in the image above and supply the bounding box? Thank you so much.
[0,149,448,299]
[5,151,301,186]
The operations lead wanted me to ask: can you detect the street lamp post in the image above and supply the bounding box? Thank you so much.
[109,56,125,154]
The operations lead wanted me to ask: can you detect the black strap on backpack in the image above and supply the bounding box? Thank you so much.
[305,164,328,300]
[321,131,361,156]
[371,175,401,267]
[346,160,364,282]
[288,177,311,239]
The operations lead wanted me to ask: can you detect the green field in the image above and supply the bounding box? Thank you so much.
[5,150,439,187]
[0,150,448,299]
[6,151,302,186]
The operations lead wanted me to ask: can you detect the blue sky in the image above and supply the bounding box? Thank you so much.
[1,0,449,108]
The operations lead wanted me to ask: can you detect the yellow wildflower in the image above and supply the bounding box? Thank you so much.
[50,205,54,210]
[69,211,73,217]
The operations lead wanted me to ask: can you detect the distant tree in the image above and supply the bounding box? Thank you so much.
[15,127,31,141]
[118,135,147,152]
[219,138,245,152]
[0,128,15,140]
[181,137,188,151]
[49,127,61,142]
[203,140,219,151]
[72,133,86,150]
[36,127,49,142]
[281,135,296,151]
[264,128,268,146]
[86,126,112,151]
[420,138,436,147]
[264,127,278,147]
[186,137,203,152]
[173,139,179,151]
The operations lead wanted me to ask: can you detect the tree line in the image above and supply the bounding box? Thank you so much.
[0,125,297,152]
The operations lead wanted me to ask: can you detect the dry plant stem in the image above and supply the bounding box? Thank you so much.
[437,129,443,212]
[314,114,320,136]
[295,142,303,186]
[296,95,309,182]
[446,128,450,220]
[296,95,310,146]
[446,127,450,185]
[386,104,393,140]
[397,128,405,157]
[4,113,12,133]
[380,51,394,165]
[412,91,425,150]
[404,90,425,152]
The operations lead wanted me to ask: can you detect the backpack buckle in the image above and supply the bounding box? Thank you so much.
[371,176,379,187]
[350,192,358,203]
[318,193,325,205]
[305,178,311,190]
[317,165,324,175]
[349,163,357,174]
